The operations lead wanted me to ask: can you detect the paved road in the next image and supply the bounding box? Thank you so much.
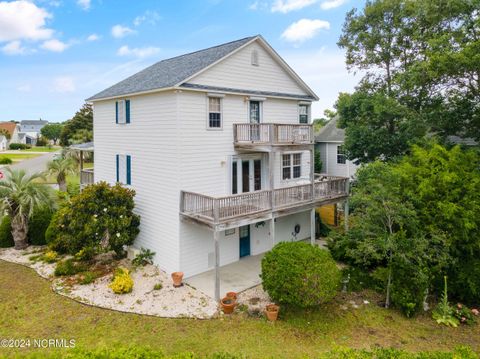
[5,152,59,176]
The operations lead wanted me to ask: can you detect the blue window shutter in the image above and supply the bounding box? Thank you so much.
[116,155,119,182]
[125,100,130,124]
[115,101,119,124]
[126,155,131,185]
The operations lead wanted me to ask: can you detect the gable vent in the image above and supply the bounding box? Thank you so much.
[251,49,259,66]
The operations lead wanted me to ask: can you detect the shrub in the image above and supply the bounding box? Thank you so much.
[74,246,96,261]
[47,182,140,257]
[36,137,48,146]
[0,157,13,164]
[261,242,340,307]
[153,283,163,290]
[0,216,14,248]
[54,259,87,277]
[28,207,54,245]
[9,143,31,150]
[42,250,58,263]
[109,267,133,294]
[132,247,155,266]
[78,271,98,285]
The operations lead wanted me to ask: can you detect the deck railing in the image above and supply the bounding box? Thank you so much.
[180,176,348,223]
[233,123,313,145]
[80,169,94,188]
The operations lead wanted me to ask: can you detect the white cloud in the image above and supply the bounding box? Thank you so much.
[320,0,347,10]
[17,83,31,92]
[0,0,53,42]
[281,19,330,43]
[87,33,100,41]
[111,24,135,38]
[2,40,27,55]
[41,39,68,52]
[133,10,160,27]
[271,0,317,13]
[117,45,160,59]
[77,0,91,10]
[52,76,75,93]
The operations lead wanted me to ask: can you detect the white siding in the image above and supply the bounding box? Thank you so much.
[93,91,181,274]
[317,142,359,178]
[189,42,308,96]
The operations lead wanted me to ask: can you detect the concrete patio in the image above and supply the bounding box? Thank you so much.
[185,254,264,299]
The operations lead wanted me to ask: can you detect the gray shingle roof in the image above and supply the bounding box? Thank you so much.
[87,36,257,101]
[20,120,48,125]
[315,116,345,143]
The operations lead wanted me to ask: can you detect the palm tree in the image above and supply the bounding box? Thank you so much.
[46,156,77,192]
[0,168,54,249]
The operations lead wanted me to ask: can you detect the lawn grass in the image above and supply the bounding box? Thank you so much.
[0,153,41,163]
[0,260,478,358]
[18,146,61,152]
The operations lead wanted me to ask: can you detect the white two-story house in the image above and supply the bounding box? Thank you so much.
[87,35,349,299]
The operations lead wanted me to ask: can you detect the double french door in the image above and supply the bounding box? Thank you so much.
[232,156,262,194]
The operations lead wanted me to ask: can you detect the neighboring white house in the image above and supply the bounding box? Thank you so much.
[0,135,7,151]
[87,35,349,299]
[19,120,48,145]
[0,122,21,149]
[315,117,359,178]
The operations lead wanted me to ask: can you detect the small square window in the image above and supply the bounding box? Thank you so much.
[208,97,222,128]
[282,153,302,180]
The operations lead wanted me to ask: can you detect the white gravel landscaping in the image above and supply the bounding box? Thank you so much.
[0,246,218,319]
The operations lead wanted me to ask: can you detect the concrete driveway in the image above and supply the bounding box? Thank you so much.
[6,152,59,176]
[185,253,264,299]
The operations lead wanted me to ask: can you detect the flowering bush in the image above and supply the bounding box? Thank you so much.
[109,267,133,294]
[47,182,140,257]
[453,303,477,326]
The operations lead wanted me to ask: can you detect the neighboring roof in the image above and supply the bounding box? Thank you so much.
[180,83,315,100]
[70,142,94,151]
[87,35,318,101]
[0,122,18,137]
[20,120,48,126]
[315,117,345,143]
[87,36,256,101]
[447,135,478,146]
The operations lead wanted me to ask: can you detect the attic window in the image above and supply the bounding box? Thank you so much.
[251,49,259,66]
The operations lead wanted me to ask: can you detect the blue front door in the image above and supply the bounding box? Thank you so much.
[239,225,251,258]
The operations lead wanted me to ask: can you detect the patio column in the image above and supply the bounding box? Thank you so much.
[270,218,275,248]
[79,150,84,172]
[214,229,220,301]
[310,208,315,245]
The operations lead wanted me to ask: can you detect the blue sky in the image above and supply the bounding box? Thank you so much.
[0,0,366,122]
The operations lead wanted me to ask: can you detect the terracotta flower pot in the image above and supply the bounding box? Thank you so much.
[226,291,237,300]
[265,304,279,321]
[171,272,184,287]
[220,297,236,314]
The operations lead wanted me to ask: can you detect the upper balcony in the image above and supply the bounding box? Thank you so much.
[233,123,314,152]
[180,175,348,230]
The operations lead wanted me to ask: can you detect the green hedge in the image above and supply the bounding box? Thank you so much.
[261,241,340,308]
[0,216,14,248]
[28,207,54,245]
[9,143,31,150]
[12,346,478,359]
[0,156,13,164]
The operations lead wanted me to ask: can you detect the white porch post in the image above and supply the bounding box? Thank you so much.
[270,218,275,247]
[310,208,315,245]
[214,229,220,301]
[269,149,275,249]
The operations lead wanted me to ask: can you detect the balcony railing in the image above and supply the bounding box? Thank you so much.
[180,176,348,225]
[233,123,313,146]
[80,169,94,188]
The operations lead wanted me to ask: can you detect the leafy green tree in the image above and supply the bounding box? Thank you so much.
[60,103,93,146]
[46,157,77,192]
[40,123,63,145]
[0,169,54,249]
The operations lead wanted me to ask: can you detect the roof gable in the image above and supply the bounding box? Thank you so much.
[87,36,256,101]
[315,117,345,143]
[0,122,18,137]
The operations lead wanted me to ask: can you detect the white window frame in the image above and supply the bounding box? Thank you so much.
[337,145,347,165]
[282,153,302,180]
[298,104,309,124]
[117,100,126,124]
[206,94,224,130]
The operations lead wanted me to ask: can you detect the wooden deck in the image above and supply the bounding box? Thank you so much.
[80,169,94,189]
[233,123,313,151]
[180,176,348,230]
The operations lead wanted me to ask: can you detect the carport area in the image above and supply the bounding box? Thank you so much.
[185,253,264,299]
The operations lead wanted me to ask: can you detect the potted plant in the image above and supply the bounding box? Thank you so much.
[265,304,279,321]
[220,297,236,314]
[171,271,184,287]
[226,291,237,300]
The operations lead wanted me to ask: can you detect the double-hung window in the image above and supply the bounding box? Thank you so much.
[116,154,132,185]
[282,153,302,180]
[208,97,222,128]
[337,145,346,164]
[299,104,309,124]
[115,100,131,124]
